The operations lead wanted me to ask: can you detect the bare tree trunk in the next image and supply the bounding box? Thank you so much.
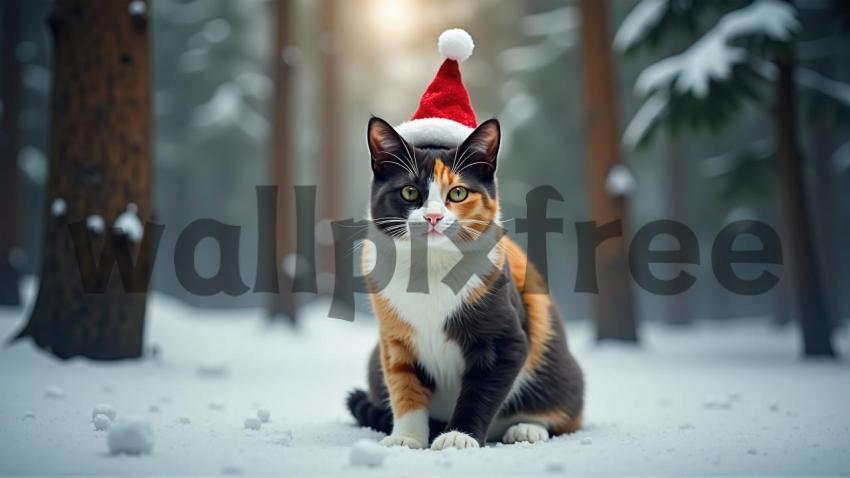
[268,0,298,324]
[318,0,342,294]
[579,0,638,342]
[14,0,153,360]
[774,51,836,357]
[809,112,840,329]
[0,0,23,306]
[666,136,690,325]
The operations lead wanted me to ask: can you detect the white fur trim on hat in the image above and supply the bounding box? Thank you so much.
[438,29,474,62]
[395,117,474,148]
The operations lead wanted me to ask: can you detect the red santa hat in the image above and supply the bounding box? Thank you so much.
[395,28,477,148]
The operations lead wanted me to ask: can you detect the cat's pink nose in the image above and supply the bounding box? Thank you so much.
[424,211,444,225]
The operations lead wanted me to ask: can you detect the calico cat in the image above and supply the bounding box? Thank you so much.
[347,117,584,450]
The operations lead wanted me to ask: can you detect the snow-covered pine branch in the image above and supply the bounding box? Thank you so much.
[622,0,799,149]
[614,0,668,53]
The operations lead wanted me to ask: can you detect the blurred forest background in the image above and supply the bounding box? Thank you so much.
[1,0,849,357]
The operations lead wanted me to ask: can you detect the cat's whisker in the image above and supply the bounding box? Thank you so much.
[456,160,494,176]
[450,136,463,174]
[379,151,416,177]
[453,144,476,175]
[402,139,419,176]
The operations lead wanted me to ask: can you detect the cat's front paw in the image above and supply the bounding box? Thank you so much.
[430,431,480,450]
[379,434,425,449]
[502,423,549,444]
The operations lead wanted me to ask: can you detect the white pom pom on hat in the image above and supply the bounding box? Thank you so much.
[438,28,474,62]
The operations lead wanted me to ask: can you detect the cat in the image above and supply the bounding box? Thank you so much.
[347,117,584,450]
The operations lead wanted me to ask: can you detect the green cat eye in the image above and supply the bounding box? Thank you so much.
[400,185,420,202]
[448,186,469,202]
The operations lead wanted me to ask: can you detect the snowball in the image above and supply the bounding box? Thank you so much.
[92,403,117,421]
[114,204,144,242]
[128,0,147,17]
[86,215,105,234]
[580,436,593,445]
[179,417,191,425]
[51,198,67,217]
[107,416,153,455]
[605,164,637,197]
[197,358,228,377]
[257,407,270,423]
[244,417,262,430]
[438,29,474,62]
[349,439,385,468]
[45,385,66,399]
[93,414,112,431]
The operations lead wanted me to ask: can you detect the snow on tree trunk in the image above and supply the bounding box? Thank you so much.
[0,0,24,306]
[15,0,153,360]
[268,0,298,324]
[774,52,836,358]
[579,0,639,343]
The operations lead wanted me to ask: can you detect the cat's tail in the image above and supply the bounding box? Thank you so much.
[346,389,392,434]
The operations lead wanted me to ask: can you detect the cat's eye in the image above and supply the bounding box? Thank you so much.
[400,185,420,202]
[448,186,468,202]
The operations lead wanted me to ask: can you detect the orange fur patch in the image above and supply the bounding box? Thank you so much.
[434,158,498,236]
[370,293,431,416]
[503,238,556,374]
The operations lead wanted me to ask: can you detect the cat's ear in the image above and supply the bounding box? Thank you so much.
[367,117,410,175]
[457,119,500,176]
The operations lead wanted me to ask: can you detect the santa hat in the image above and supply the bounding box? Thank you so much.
[395,28,477,148]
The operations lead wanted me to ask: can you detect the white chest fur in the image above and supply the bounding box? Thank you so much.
[363,237,483,421]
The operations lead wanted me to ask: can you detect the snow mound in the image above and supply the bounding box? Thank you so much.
[45,386,65,399]
[92,403,117,421]
[179,417,191,425]
[209,398,226,411]
[93,414,112,431]
[349,439,385,468]
[244,417,261,430]
[107,416,154,455]
[23,411,35,420]
[148,404,160,413]
[580,436,593,445]
[257,407,270,423]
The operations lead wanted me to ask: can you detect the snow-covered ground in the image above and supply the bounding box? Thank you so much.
[1,286,848,476]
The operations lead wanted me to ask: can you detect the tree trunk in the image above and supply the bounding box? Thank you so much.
[0,0,24,306]
[666,136,690,325]
[578,0,638,342]
[14,0,153,360]
[268,0,298,324]
[774,51,836,357]
[318,0,343,294]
